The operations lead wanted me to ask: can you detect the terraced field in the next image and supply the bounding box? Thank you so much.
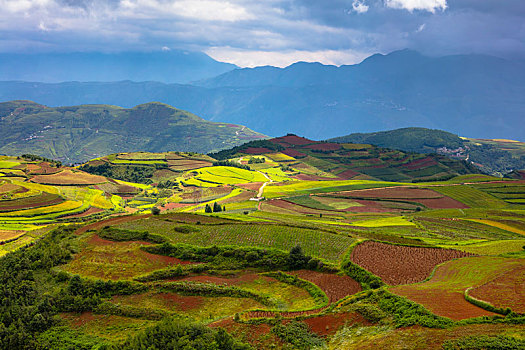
[390,257,523,320]
[1,147,524,350]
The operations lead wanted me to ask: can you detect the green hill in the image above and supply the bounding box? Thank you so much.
[329,127,525,175]
[210,134,478,183]
[0,100,266,164]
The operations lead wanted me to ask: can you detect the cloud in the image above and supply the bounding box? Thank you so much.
[205,46,370,67]
[352,0,369,14]
[0,0,524,67]
[385,0,447,13]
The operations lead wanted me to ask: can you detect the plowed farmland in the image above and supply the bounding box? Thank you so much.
[351,241,474,285]
[291,270,361,303]
[469,263,525,313]
[390,257,523,320]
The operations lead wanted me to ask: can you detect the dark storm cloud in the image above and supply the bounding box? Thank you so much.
[0,0,523,66]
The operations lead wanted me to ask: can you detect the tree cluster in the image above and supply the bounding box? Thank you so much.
[205,202,225,213]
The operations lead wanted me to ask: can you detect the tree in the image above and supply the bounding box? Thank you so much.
[288,245,309,270]
[151,207,161,215]
[205,204,212,213]
[213,202,222,212]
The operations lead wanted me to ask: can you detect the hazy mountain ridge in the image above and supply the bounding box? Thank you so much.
[0,100,266,163]
[0,51,237,84]
[1,50,524,141]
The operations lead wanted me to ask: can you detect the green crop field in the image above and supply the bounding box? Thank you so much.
[1,146,524,350]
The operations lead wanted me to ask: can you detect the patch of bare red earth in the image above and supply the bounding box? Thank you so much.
[469,264,525,313]
[303,312,371,336]
[156,293,204,311]
[160,202,192,212]
[351,241,474,285]
[291,270,361,303]
[237,182,263,191]
[392,288,497,321]
[272,135,313,147]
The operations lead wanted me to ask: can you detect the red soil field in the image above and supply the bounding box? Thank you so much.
[157,293,204,311]
[282,148,306,158]
[403,157,438,170]
[337,169,360,179]
[416,197,469,209]
[0,192,64,211]
[335,187,469,209]
[27,162,62,175]
[174,273,265,286]
[31,169,107,185]
[351,241,474,285]
[291,270,361,303]
[265,199,340,216]
[61,207,103,218]
[304,143,342,151]
[346,187,442,199]
[469,264,525,313]
[75,214,151,235]
[303,312,371,336]
[272,135,313,147]
[392,288,497,320]
[161,202,192,211]
[209,318,281,348]
[238,182,263,191]
[243,147,272,154]
[291,174,336,181]
[244,307,328,319]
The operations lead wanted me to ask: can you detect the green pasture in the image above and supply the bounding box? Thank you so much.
[113,219,354,261]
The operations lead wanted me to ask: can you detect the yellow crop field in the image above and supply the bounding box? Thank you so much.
[466,219,525,236]
[351,216,415,227]
[184,166,267,187]
[0,200,83,217]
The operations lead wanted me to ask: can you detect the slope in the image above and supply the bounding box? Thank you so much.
[209,134,478,182]
[329,127,525,175]
[1,50,524,141]
[0,101,266,164]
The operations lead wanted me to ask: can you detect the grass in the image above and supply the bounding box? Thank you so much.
[452,240,525,255]
[263,180,402,199]
[114,219,354,262]
[0,161,21,168]
[351,216,415,227]
[431,186,508,208]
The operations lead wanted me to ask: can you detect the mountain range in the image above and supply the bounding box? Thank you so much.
[0,101,264,163]
[0,50,236,84]
[1,50,524,141]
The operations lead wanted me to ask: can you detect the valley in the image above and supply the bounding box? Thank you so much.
[0,136,523,349]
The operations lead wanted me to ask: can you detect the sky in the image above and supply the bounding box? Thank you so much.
[1,0,524,67]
